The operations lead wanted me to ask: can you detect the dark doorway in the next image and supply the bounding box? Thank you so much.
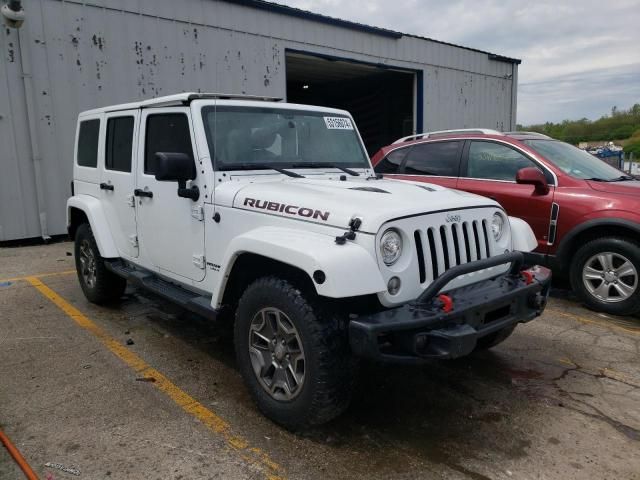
[286,51,416,156]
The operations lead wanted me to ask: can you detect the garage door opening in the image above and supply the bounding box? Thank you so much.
[286,51,417,155]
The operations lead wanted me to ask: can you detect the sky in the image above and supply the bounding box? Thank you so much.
[274,0,640,125]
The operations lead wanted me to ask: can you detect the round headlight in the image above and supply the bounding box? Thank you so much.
[491,212,506,241]
[380,229,403,265]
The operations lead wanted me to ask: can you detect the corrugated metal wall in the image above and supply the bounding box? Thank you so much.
[0,0,518,240]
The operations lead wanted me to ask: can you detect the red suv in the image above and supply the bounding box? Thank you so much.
[372,129,640,316]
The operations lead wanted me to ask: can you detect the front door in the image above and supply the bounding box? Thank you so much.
[100,111,139,258]
[457,140,555,253]
[135,108,205,282]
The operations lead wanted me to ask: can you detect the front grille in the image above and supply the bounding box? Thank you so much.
[414,220,493,283]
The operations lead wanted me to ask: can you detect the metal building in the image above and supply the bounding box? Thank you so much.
[0,0,520,241]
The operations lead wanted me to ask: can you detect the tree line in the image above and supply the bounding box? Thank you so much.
[518,104,640,155]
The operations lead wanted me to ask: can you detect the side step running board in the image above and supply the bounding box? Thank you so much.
[105,260,217,321]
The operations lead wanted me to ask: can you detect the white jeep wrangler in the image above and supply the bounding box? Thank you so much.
[68,93,550,429]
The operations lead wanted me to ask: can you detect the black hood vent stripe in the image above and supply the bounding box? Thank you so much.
[349,186,390,193]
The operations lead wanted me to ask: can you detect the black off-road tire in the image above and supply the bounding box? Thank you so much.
[570,237,640,316]
[234,277,354,430]
[74,223,126,304]
[473,324,517,351]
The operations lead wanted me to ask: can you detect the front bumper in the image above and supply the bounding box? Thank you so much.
[349,252,551,364]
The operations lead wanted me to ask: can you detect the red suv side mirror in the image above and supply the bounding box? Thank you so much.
[516,167,550,194]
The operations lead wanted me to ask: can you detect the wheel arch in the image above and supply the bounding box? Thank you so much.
[67,196,119,258]
[555,219,640,271]
[220,252,316,310]
[68,206,88,240]
[212,227,386,308]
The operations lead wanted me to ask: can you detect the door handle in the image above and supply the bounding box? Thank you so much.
[100,183,114,191]
[134,188,153,198]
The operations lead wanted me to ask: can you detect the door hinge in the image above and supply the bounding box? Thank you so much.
[129,235,138,247]
[191,205,204,221]
[193,254,205,269]
[126,194,135,207]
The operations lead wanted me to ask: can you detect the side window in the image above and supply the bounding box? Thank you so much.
[467,141,538,181]
[105,117,134,172]
[144,114,194,174]
[375,148,408,174]
[77,119,100,168]
[403,141,462,176]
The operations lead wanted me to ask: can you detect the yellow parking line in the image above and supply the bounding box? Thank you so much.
[547,307,640,337]
[0,270,75,284]
[25,276,285,480]
[601,367,640,388]
[558,357,576,367]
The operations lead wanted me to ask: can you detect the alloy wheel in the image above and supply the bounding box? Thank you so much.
[79,239,97,289]
[582,252,638,303]
[248,307,306,401]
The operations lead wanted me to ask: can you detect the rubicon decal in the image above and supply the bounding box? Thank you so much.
[244,198,330,221]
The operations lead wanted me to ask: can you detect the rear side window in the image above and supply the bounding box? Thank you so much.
[375,148,408,174]
[77,119,100,168]
[105,117,134,172]
[403,141,462,176]
[144,114,194,174]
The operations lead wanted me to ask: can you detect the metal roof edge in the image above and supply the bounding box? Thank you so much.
[222,0,522,64]
[402,35,522,64]
[488,53,522,65]
[221,0,402,39]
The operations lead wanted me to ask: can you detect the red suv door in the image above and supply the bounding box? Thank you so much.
[456,140,555,253]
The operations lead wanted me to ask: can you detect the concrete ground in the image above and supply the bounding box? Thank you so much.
[1,242,639,480]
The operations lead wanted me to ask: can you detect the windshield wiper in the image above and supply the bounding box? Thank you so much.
[609,175,635,182]
[271,167,305,178]
[219,164,305,178]
[291,162,360,176]
[586,175,634,182]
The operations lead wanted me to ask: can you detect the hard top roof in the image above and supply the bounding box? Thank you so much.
[79,92,280,115]
[78,92,354,117]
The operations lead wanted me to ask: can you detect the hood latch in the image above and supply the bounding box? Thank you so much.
[335,217,362,245]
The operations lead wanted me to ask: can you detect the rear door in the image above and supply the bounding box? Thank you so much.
[375,140,462,189]
[457,140,555,252]
[135,108,206,282]
[100,111,139,258]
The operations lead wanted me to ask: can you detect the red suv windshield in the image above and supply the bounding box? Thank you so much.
[523,139,629,181]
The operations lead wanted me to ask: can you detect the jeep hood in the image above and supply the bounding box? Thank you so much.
[221,177,500,233]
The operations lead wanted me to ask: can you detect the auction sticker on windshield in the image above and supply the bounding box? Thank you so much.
[324,117,353,130]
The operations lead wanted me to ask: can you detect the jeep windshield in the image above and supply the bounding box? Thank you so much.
[523,139,632,182]
[201,106,370,172]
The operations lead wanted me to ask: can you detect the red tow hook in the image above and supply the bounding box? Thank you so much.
[438,294,454,313]
[521,270,535,285]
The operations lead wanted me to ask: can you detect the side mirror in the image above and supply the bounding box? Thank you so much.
[154,152,199,201]
[516,167,549,195]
